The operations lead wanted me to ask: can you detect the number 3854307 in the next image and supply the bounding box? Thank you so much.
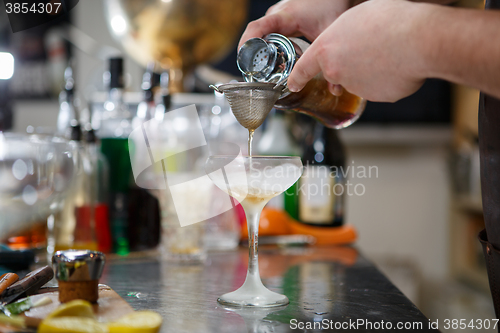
[5,2,62,14]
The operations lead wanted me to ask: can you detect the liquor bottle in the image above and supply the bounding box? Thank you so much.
[154,71,172,121]
[56,65,77,137]
[54,124,98,252]
[128,66,161,251]
[84,127,112,253]
[291,123,346,226]
[132,63,158,129]
[258,110,300,211]
[237,33,366,129]
[98,57,134,255]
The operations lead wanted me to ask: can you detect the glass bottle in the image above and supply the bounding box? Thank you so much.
[56,65,76,137]
[54,124,98,251]
[84,128,112,253]
[129,65,161,251]
[132,63,157,128]
[237,33,366,129]
[290,123,346,226]
[98,57,134,255]
[154,71,172,122]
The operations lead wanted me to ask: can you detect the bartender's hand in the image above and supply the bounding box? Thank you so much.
[287,0,428,102]
[238,0,352,49]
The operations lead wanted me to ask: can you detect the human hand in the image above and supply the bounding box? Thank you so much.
[238,0,351,49]
[287,0,429,102]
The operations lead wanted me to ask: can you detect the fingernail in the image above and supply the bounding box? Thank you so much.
[288,84,298,92]
[332,85,343,96]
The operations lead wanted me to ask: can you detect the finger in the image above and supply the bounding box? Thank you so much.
[265,2,281,15]
[328,82,344,96]
[287,47,322,92]
[238,13,298,50]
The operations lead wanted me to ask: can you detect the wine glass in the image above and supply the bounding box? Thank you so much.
[205,155,303,307]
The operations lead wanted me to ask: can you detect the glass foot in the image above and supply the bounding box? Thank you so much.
[217,277,289,307]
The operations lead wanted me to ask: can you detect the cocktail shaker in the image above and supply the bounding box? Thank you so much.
[237,33,366,129]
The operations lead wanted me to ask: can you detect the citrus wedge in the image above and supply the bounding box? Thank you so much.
[107,310,162,333]
[38,317,108,333]
[45,299,95,320]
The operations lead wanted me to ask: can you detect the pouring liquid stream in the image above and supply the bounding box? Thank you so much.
[248,72,256,158]
[248,129,255,157]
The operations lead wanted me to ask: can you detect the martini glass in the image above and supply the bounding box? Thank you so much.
[205,155,303,307]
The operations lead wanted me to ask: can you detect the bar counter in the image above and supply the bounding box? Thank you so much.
[101,246,437,332]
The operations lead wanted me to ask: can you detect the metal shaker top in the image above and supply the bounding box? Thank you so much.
[237,33,300,86]
[52,250,106,282]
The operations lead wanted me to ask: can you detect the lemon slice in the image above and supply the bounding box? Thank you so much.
[107,311,162,333]
[45,300,95,320]
[38,317,108,333]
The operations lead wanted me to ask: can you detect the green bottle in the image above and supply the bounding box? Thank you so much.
[97,58,133,255]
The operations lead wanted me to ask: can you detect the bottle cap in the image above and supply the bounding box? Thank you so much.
[84,128,97,143]
[52,250,106,303]
[160,71,171,111]
[52,250,105,282]
[109,57,124,89]
[69,123,82,141]
[64,66,75,96]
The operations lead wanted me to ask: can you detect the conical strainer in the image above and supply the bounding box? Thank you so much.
[210,82,284,130]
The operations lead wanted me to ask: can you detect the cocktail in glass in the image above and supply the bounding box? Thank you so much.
[205,155,302,307]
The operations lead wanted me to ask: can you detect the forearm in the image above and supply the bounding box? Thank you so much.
[349,0,456,9]
[415,4,500,98]
[411,0,457,6]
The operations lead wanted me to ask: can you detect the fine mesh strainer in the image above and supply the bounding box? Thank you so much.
[210,82,284,130]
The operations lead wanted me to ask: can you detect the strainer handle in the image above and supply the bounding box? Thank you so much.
[209,84,221,93]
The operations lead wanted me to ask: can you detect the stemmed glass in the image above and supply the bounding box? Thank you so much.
[205,155,303,307]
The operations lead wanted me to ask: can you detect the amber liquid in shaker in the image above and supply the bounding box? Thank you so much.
[275,76,366,129]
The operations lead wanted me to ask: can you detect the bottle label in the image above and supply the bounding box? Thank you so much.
[299,166,335,224]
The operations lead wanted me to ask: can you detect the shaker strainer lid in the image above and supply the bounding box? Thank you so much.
[237,33,297,86]
[211,82,284,130]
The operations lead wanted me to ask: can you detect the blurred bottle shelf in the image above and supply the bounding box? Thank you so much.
[90,91,216,105]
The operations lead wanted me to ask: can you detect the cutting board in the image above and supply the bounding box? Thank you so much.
[0,285,134,332]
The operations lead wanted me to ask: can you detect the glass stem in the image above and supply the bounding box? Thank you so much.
[246,208,261,279]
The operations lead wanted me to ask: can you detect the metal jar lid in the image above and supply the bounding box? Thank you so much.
[237,33,298,86]
[52,250,105,282]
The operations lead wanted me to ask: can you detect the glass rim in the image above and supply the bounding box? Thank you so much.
[207,155,301,160]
